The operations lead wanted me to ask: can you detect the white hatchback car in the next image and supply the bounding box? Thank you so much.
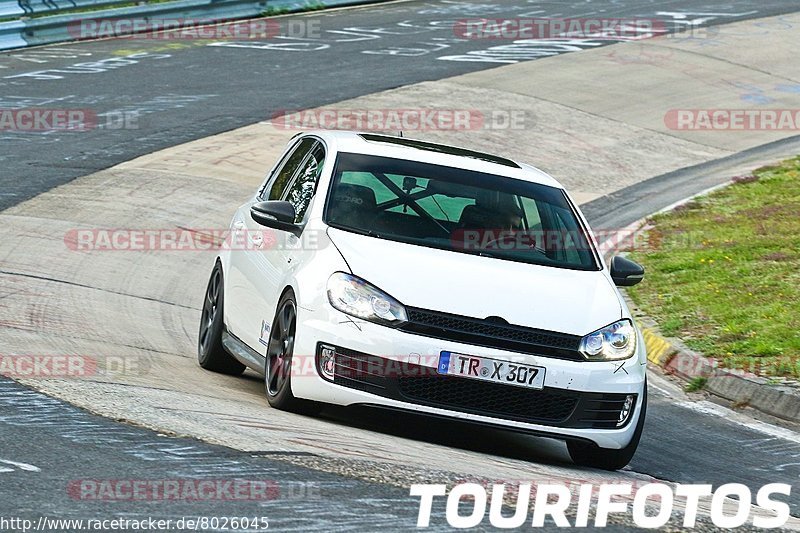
[198,130,647,470]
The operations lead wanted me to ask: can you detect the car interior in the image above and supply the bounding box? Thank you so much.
[325,166,596,270]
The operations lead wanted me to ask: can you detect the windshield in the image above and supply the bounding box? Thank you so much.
[324,152,599,271]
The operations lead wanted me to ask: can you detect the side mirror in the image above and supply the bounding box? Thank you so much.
[250,201,299,235]
[610,256,644,287]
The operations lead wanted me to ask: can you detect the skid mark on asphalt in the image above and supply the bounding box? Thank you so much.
[0,270,198,311]
[650,375,800,444]
[674,399,800,445]
[649,373,800,482]
[742,437,800,475]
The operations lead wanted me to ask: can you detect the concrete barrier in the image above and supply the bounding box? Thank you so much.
[640,322,800,423]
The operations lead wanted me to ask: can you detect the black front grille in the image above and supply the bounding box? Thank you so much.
[324,346,634,429]
[399,307,583,361]
[397,375,578,424]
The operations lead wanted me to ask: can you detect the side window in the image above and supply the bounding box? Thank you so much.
[284,142,326,223]
[264,138,317,201]
[553,207,587,265]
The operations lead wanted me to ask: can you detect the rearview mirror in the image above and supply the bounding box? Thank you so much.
[250,201,300,235]
[610,256,644,287]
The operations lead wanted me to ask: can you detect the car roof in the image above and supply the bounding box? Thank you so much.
[303,130,564,189]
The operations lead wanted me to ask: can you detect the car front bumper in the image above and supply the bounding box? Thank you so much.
[290,305,647,450]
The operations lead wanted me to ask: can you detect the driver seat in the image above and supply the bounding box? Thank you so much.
[327,184,378,229]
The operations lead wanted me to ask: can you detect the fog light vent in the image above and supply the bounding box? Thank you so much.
[617,395,635,427]
[319,344,336,380]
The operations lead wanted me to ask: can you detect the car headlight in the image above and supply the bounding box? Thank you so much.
[327,272,407,327]
[579,319,637,361]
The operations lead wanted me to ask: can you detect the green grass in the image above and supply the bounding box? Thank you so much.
[685,377,708,392]
[261,6,292,16]
[13,0,176,20]
[627,156,800,377]
[261,1,327,16]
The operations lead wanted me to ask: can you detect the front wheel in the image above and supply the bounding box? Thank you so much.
[567,386,647,471]
[265,291,321,415]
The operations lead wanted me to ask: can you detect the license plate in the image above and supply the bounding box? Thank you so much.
[437,351,545,390]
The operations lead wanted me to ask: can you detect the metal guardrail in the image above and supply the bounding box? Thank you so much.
[0,0,380,51]
[0,18,26,48]
[0,1,24,17]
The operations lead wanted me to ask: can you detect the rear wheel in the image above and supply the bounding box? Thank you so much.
[265,291,321,415]
[198,262,246,376]
[567,386,647,470]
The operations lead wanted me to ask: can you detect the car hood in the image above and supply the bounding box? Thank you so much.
[327,228,622,336]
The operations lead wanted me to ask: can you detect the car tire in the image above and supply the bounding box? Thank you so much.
[567,385,647,471]
[198,262,246,376]
[264,291,322,415]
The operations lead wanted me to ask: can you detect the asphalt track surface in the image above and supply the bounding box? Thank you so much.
[3,0,800,528]
[2,0,800,211]
[0,379,453,532]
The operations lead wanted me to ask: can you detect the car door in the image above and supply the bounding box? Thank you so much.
[226,137,319,351]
